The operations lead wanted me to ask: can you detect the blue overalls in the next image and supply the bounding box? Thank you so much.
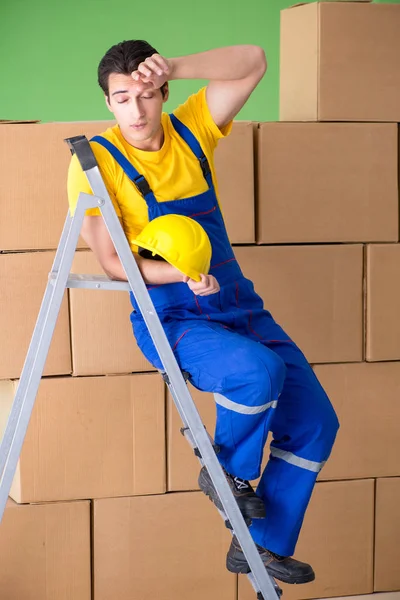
[92,116,340,558]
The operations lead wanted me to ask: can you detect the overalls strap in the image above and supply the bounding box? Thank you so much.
[169,114,213,188]
[91,135,157,206]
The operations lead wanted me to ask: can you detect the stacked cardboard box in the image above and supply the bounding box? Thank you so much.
[0,499,91,600]
[1,2,400,598]
[0,121,157,599]
[172,3,400,600]
[245,3,400,599]
[0,118,254,599]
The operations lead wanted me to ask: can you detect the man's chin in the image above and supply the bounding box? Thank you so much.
[119,124,161,149]
[126,127,152,143]
[128,128,148,140]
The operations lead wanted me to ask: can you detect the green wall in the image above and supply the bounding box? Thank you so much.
[0,0,398,123]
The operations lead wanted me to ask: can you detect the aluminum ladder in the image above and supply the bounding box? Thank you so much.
[0,135,282,600]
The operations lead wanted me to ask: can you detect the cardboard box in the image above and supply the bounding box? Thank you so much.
[280,2,400,122]
[375,478,400,592]
[235,245,363,363]
[366,244,400,362]
[315,362,400,481]
[0,498,91,600]
[239,479,374,600]
[0,121,115,251]
[70,250,154,375]
[0,373,166,502]
[0,251,71,379]
[215,121,255,243]
[93,491,236,600]
[256,123,398,244]
[332,596,400,600]
[333,596,400,600]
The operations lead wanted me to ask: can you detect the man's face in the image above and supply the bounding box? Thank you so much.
[105,73,169,148]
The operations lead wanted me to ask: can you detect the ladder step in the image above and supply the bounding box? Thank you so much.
[180,426,220,458]
[49,272,131,291]
[161,370,191,385]
[255,580,282,599]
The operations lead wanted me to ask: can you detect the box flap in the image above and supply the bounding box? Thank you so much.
[286,0,372,10]
[0,119,41,124]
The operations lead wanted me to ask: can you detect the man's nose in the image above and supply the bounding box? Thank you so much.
[131,100,145,120]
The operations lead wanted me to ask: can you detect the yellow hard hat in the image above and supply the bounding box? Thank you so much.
[132,214,212,282]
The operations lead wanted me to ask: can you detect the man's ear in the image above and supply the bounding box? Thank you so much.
[162,82,169,103]
[105,94,113,113]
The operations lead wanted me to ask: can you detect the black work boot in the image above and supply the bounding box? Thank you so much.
[226,535,315,584]
[198,466,266,521]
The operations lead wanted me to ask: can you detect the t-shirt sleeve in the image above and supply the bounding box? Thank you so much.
[173,86,233,157]
[67,143,122,218]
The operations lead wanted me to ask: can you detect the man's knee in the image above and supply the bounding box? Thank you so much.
[311,393,340,453]
[323,401,339,442]
[224,350,286,407]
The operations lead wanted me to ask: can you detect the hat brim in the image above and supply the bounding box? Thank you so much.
[131,238,202,282]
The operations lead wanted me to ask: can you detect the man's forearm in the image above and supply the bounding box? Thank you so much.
[103,252,184,285]
[168,45,266,82]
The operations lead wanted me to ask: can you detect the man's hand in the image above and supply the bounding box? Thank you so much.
[132,54,172,89]
[183,273,220,296]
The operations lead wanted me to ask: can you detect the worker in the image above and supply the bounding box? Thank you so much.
[67,40,340,585]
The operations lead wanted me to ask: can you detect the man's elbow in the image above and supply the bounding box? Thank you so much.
[102,263,116,280]
[98,253,118,281]
[253,45,267,78]
[106,271,119,281]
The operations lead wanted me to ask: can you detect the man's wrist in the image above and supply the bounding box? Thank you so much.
[166,57,180,81]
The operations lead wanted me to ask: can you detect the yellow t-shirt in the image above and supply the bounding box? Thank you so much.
[67,86,232,253]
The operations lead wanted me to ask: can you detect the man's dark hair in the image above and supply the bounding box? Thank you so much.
[98,40,167,99]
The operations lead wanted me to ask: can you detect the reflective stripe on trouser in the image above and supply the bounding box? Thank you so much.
[270,447,326,473]
[214,393,278,415]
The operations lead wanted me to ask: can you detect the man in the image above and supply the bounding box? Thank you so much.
[68,40,340,585]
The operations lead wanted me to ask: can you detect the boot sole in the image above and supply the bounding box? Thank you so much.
[226,556,315,584]
[198,468,266,520]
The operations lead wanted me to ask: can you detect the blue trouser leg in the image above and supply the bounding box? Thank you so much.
[132,317,339,557]
[247,340,340,557]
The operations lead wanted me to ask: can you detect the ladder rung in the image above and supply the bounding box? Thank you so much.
[255,579,282,599]
[180,426,220,457]
[49,272,131,291]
